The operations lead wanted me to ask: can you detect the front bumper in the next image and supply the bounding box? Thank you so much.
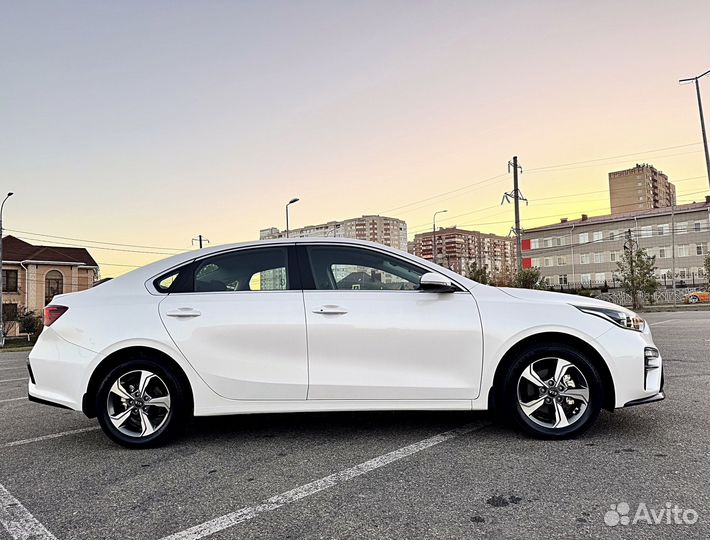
[624,390,665,407]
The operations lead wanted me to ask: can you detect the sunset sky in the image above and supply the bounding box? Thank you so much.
[2,0,709,276]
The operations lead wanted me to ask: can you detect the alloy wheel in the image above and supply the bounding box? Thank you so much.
[517,357,589,429]
[106,370,171,438]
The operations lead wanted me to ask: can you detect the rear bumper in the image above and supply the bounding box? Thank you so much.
[27,327,100,412]
[27,393,72,410]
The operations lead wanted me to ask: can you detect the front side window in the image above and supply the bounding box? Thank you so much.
[194,248,289,292]
[306,246,426,291]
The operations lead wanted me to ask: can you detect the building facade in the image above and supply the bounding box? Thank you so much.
[2,236,98,335]
[410,227,516,278]
[260,215,408,251]
[609,163,676,215]
[521,200,710,288]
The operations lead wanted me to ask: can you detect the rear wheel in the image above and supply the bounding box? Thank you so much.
[501,344,603,439]
[689,295,699,304]
[96,358,189,448]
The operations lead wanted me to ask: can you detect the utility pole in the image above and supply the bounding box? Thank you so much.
[432,210,447,265]
[502,156,527,272]
[0,192,14,347]
[671,203,676,307]
[679,69,710,191]
[192,235,210,249]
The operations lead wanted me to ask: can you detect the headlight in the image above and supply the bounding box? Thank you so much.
[574,305,645,332]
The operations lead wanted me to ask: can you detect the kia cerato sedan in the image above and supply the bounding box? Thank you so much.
[28,238,664,447]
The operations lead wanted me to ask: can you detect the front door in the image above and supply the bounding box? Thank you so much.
[159,246,308,400]
[299,244,483,400]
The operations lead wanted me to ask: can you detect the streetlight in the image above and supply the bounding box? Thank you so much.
[285,198,300,238]
[0,192,14,347]
[679,69,710,191]
[432,210,447,264]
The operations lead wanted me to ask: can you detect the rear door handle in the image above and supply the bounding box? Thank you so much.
[312,305,348,315]
[166,308,201,318]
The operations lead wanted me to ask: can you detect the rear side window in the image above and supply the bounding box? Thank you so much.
[194,248,289,292]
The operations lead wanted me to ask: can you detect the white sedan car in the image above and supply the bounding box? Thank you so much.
[28,238,664,447]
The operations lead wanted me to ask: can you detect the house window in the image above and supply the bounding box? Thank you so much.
[677,222,688,235]
[593,253,604,263]
[609,231,616,241]
[695,221,702,232]
[580,254,591,264]
[658,247,667,259]
[543,257,553,267]
[581,273,592,285]
[530,239,540,249]
[2,303,18,321]
[2,270,18,293]
[640,226,653,238]
[610,252,617,262]
[592,231,603,242]
[677,245,690,258]
[657,224,669,236]
[559,274,568,285]
[595,272,606,284]
[45,270,64,305]
[578,233,589,244]
[697,244,705,256]
[543,238,552,248]
[556,256,566,266]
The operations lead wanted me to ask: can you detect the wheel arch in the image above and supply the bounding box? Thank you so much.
[487,331,616,412]
[82,345,194,418]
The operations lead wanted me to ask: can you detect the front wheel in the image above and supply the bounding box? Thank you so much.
[96,358,189,448]
[501,344,603,439]
[689,295,699,304]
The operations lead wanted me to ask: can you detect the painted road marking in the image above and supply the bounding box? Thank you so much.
[0,397,26,404]
[649,320,674,326]
[159,422,486,540]
[0,378,26,384]
[1,427,100,448]
[0,366,26,371]
[0,482,57,540]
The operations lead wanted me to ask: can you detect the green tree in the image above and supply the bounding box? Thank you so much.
[513,267,542,289]
[704,254,710,282]
[616,248,659,309]
[465,261,489,284]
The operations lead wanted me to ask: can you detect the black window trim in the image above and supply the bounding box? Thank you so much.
[153,244,301,294]
[295,243,466,292]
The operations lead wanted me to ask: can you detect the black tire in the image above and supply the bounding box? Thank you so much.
[500,343,603,439]
[689,295,699,304]
[96,357,190,448]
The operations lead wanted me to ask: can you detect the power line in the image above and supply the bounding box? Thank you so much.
[4,228,186,251]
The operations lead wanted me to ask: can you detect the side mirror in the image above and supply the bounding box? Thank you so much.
[419,272,456,292]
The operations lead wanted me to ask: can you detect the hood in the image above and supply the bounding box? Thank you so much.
[497,287,634,312]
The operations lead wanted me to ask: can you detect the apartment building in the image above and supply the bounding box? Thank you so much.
[521,200,710,288]
[260,215,408,251]
[2,236,98,335]
[410,227,516,278]
[609,163,676,215]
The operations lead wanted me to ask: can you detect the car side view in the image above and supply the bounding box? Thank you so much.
[682,290,709,304]
[28,238,664,447]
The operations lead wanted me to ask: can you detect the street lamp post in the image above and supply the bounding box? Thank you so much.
[432,210,447,265]
[285,198,300,238]
[0,192,15,347]
[680,69,710,191]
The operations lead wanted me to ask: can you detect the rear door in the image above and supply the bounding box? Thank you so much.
[158,245,308,400]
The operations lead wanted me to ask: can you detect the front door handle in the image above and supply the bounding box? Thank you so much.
[166,308,201,318]
[312,305,348,315]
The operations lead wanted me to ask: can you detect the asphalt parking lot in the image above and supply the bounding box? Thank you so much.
[1,310,708,540]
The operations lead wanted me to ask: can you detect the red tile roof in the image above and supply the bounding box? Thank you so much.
[2,235,98,267]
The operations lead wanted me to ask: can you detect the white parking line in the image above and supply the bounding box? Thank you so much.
[0,366,26,371]
[0,482,57,540]
[650,320,674,326]
[2,427,100,448]
[0,397,26,404]
[0,378,26,384]
[159,422,485,540]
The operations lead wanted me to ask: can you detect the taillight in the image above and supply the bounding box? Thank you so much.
[44,305,68,327]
